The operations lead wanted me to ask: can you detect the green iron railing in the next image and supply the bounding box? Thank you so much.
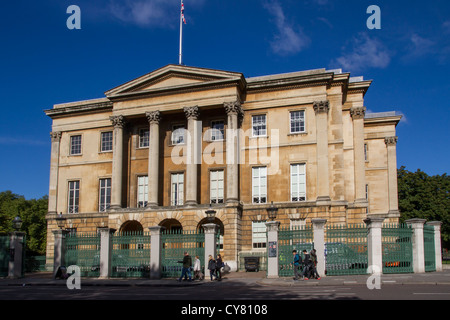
[423,224,436,272]
[382,223,413,274]
[65,232,100,277]
[278,225,314,277]
[111,231,151,278]
[325,224,368,276]
[161,229,205,278]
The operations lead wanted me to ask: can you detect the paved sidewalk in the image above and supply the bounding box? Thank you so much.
[1,269,450,287]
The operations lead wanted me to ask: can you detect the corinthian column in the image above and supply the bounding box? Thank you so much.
[48,131,62,214]
[351,106,367,205]
[146,111,162,207]
[109,115,126,209]
[184,106,201,206]
[314,101,331,205]
[385,136,399,216]
[224,101,243,204]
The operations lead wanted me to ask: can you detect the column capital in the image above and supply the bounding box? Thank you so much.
[405,218,427,229]
[265,221,280,232]
[183,106,200,120]
[50,131,62,142]
[146,110,162,124]
[384,136,398,146]
[109,115,126,128]
[313,100,329,114]
[224,101,243,116]
[364,217,385,228]
[311,218,327,228]
[350,106,366,119]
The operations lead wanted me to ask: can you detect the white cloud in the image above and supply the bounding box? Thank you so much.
[330,33,391,73]
[264,1,310,56]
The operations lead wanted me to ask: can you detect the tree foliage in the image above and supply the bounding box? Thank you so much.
[0,191,47,255]
[398,166,450,247]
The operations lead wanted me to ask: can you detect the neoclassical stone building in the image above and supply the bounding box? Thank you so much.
[44,65,402,270]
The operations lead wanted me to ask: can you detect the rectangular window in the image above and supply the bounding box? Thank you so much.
[171,173,184,206]
[252,166,267,203]
[252,115,267,137]
[291,163,306,202]
[252,221,267,248]
[100,131,113,152]
[211,120,225,141]
[137,176,148,208]
[210,170,224,204]
[99,178,111,212]
[68,181,80,213]
[290,110,305,133]
[171,125,185,145]
[364,143,368,161]
[70,135,82,155]
[139,128,149,148]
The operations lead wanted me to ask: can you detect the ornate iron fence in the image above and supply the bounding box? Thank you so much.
[161,229,206,278]
[423,224,436,272]
[111,231,151,278]
[382,223,413,273]
[278,225,314,277]
[65,232,100,277]
[325,224,368,275]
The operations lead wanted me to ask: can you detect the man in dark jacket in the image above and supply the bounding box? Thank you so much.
[178,251,192,282]
[301,249,311,280]
[292,250,302,280]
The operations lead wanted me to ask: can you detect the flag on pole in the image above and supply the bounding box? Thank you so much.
[181,1,186,24]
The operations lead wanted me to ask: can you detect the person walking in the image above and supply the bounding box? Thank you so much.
[301,249,311,280]
[177,251,192,282]
[292,250,301,280]
[193,255,203,280]
[207,255,216,281]
[215,254,223,281]
[309,249,321,280]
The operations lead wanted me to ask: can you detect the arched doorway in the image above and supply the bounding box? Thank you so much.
[119,220,144,234]
[159,218,183,233]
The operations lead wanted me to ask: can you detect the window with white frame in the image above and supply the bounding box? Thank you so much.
[137,176,148,208]
[70,135,82,155]
[252,166,267,203]
[290,163,306,202]
[210,170,224,204]
[139,128,149,148]
[99,178,111,212]
[171,124,186,145]
[171,173,184,206]
[252,221,267,248]
[210,120,225,141]
[100,131,113,152]
[252,115,266,137]
[68,180,80,213]
[290,110,305,133]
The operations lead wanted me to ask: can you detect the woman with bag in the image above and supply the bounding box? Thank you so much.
[215,254,223,281]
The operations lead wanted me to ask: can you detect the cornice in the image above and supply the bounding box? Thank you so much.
[44,100,113,119]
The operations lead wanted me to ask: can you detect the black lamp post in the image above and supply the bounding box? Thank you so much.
[266,201,278,221]
[12,216,23,231]
[205,204,217,224]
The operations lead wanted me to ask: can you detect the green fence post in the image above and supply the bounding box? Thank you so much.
[312,219,327,278]
[8,232,25,278]
[203,223,218,279]
[52,229,69,279]
[364,217,385,274]
[266,221,280,279]
[149,226,165,279]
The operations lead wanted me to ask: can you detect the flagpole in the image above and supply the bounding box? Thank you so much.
[179,0,183,65]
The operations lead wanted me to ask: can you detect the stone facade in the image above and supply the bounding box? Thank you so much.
[44,65,402,270]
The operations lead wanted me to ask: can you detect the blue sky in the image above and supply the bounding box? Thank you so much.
[0,0,449,199]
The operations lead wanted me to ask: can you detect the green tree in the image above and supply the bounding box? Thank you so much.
[398,167,450,248]
[0,191,48,255]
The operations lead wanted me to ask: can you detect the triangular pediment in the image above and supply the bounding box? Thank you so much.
[105,64,245,99]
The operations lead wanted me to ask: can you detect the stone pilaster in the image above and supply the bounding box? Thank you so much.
[146,111,162,207]
[109,115,126,209]
[224,101,243,204]
[385,136,400,217]
[48,131,62,214]
[350,106,367,206]
[314,101,331,205]
[184,106,200,206]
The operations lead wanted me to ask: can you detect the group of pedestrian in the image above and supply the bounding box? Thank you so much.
[177,251,224,282]
[292,248,321,281]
